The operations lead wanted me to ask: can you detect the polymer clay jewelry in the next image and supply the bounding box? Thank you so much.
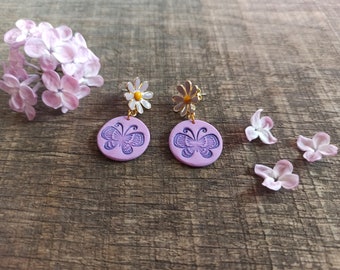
[97,77,153,161]
[169,80,223,167]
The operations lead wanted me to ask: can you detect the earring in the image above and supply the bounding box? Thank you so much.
[169,80,223,167]
[97,77,153,161]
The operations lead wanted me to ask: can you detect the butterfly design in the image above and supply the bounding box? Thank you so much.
[173,127,220,158]
[101,122,145,155]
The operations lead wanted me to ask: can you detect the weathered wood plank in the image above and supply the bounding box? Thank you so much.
[0,0,339,269]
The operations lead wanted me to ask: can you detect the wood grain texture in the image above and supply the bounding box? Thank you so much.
[0,0,339,269]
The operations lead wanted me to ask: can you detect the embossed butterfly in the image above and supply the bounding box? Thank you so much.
[101,122,145,155]
[173,127,220,158]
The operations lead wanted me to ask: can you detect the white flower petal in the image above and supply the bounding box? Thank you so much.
[127,82,135,93]
[254,164,275,179]
[318,144,338,156]
[128,99,136,110]
[250,109,263,128]
[134,77,141,89]
[136,102,143,114]
[313,132,330,148]
[124,92,134,101]
[141,99,151,109]
[303,150,322,162]
[260,116,274,129]
[139,81,149,92]
[258,129,277,144]
[273,160,293,177]
[262,177,282,191]
[297,135,314,152]
[279,174,299,190]
[245,126,259,142]
[142,91,153,99]
[61,106,69,113]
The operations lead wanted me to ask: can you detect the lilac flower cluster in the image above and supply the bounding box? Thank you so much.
[245,109,338,191]
[0,19,104,120]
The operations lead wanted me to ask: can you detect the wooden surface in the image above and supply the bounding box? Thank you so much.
[0,0,339,269]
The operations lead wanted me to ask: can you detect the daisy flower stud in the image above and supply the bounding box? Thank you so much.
[124,77,153,115]
[172,80,202,119]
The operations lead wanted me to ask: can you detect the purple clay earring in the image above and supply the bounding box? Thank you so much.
[169,80,223,167]
[97,77,153,161]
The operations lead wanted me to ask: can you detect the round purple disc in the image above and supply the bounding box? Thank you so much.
[169,120,223,167]
[97,116,150,161]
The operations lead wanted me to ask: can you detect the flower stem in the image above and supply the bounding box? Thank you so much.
[25,61,41,71]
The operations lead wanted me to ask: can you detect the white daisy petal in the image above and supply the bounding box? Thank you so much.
[139,81,149,92]
[141,99,151,109]
[142,91,153,99]
[128,99,136,110]
[127,82,135,93]
[134,77,141,89]
[124,92,134,101]
[136,102,144,114]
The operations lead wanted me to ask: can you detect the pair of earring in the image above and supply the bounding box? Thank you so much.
[97,77,223,167]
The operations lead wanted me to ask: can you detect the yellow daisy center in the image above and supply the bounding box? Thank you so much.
[183,94,191,104]
[134,91,143,101]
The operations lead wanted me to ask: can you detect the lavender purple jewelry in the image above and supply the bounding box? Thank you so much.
[97,77,153,161]
[169,80,223,167]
